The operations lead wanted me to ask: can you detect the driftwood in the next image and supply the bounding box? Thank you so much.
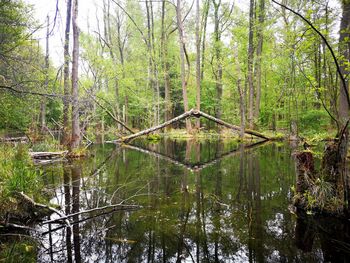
[114,109,269,143]
[29,150,68,160]
[0,192,70,231]
[16,192,71,228]
[0,136,28,143]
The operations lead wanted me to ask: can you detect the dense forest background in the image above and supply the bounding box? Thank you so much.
[0,0,348,145]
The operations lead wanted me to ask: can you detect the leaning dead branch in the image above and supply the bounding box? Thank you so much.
[83,86,134,134]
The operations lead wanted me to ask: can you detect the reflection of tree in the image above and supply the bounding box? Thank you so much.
[72,165,82,263]
[123,140,268,172]
[64,167,73,263]
[295,212,350,262]
[247,152,264,262]
[36,141,337,262]
[175,140,193,262]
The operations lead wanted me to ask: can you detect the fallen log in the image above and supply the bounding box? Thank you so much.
[29,150,68,160]
[193,110,269,140]
[1,136,28,143]
[116,109,195,143]
[115,109,269,143]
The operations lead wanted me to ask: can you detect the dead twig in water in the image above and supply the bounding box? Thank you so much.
[42,203,142,225]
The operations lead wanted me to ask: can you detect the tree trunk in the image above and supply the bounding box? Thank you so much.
[200,0,209,81]
[40,15,49,133]
[70,0,81,150]
[104,0,121,130]
[253,0,265,126]
[195,0,201,129]
[247,0,255,129]
[176,0,191,132]
[213,0,223,120]
[234,46,245,139]
[339,0,350,124]
[161,0,172,129]
[62,0,72,146]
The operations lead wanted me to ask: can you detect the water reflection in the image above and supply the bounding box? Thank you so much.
[34,139,350,262]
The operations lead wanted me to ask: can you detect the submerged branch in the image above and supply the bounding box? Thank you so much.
[42,203,141,225]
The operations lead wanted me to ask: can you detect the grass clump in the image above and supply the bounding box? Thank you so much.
[0,240,37,263]
[0,144,44,219]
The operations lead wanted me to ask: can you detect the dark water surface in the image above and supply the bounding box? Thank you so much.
[32,139,350,262]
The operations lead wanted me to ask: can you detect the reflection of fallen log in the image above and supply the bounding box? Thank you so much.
[122,144,191,170]
[114,109,269,143]
[123,140,269,172]
[193,140,268,171]
[29,151,68,160]
[33,158,67,166]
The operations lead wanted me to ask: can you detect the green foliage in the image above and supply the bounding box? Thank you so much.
[31,137,61,152]
[0,144,42,195]
[147,134,161,142]
[0,241,37,263]
[299,110,330,132]
[310,178,333,209]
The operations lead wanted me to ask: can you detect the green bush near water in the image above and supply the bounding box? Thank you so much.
[0,144,42,194]
[0,144,47,262]
[0,241,37,263]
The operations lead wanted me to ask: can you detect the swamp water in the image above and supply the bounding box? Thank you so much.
[3,139,350,262]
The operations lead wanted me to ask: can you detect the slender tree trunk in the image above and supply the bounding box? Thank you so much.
[339,0,350,124]
[145,0,159,127]
[161,0,172,129]
[234,46,245,139]
[150,1,160,126]
[253,0,265,127]
[213,0,223,120]
[200,0,209,81]
[247,0,255,129]
[40,15,49,133]
[195,0,201,129]
[339,0,350,211]
[62,0,72,146]
[176,0,191,132]
[70,0,81,150]
[104,0,121,130]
